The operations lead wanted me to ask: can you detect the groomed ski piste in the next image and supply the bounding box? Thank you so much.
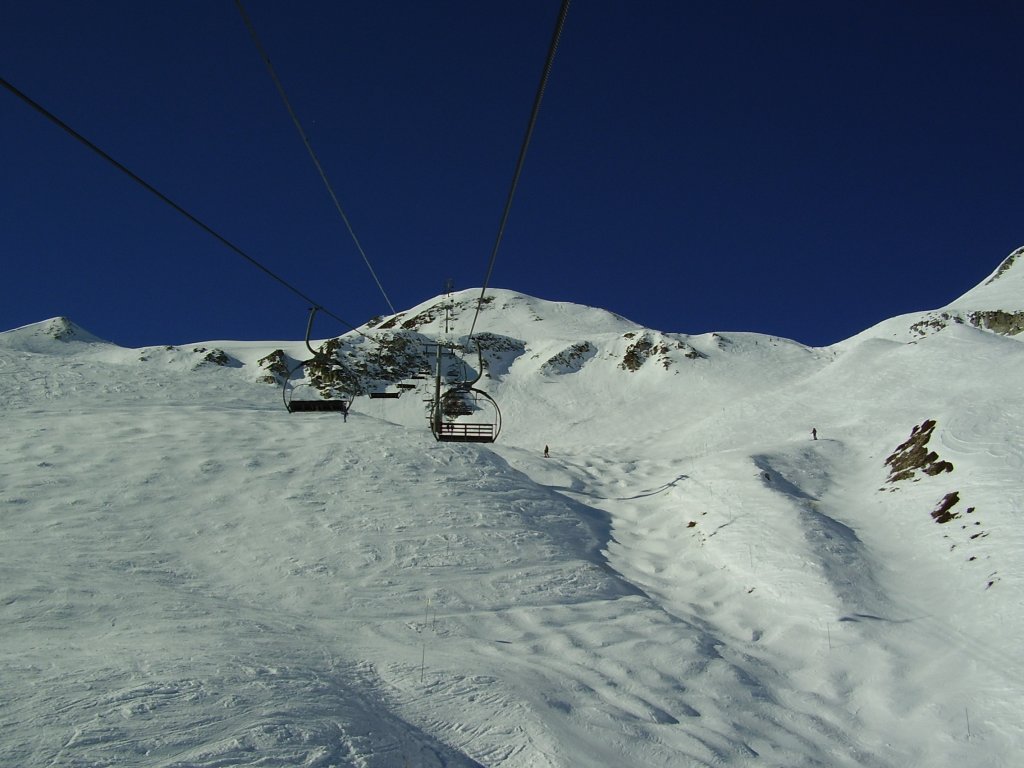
[3,248,1023,767]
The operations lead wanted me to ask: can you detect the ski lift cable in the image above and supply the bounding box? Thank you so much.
[233,0,397,316]
[466,0,571,343]
[0,76,381,344]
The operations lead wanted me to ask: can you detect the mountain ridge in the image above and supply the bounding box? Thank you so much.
[8,247,1021,355]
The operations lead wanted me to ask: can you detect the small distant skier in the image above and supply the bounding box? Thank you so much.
[811,427,817,440]
[544,445,550,458]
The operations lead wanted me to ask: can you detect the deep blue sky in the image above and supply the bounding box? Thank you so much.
[3,2,1021,348]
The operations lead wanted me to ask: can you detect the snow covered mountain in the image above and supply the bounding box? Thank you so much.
[3,247,1022,767]
[843,244,1024,343]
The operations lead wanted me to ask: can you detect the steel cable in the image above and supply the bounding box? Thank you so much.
[0,76,377,343]
[467,0,571,342]
[234,0,397,316]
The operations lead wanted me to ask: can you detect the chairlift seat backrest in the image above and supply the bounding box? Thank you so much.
[435,422,495,443]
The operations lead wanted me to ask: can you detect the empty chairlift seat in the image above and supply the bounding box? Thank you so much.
[287,398,350,413]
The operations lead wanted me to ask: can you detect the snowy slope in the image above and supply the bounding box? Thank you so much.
[839,244,1024,344]
[949,245,1024,310]
[3,249,1023,767]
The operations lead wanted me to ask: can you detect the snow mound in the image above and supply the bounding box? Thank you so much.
[0,316,115,352]
[367,288,639,340]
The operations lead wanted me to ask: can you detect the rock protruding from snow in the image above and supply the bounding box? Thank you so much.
[541,342,597,375]
[884,419,954,483]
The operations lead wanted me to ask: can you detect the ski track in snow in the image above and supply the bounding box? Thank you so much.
[3,292,1024,767]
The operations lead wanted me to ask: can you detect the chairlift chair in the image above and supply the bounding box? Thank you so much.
[282,307,353,416]
[430,343,501,443]
[432,385,501,443]
[284,366,352,414]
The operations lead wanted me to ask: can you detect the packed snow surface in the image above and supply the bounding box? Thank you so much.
[3,261,1023,766]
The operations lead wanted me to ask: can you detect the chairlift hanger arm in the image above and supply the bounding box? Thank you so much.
[304,306,322,358]
[467,343,485,387]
